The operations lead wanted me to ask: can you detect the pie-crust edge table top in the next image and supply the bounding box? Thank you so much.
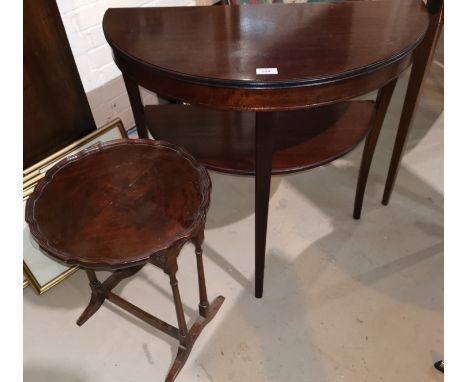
[25,139,211,270]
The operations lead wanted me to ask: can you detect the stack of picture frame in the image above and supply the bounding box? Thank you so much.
[23,119,127,294]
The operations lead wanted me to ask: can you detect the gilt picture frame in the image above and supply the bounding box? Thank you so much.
[23,274,29,289]
[23,119,127,294]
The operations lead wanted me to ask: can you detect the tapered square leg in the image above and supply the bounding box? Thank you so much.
[353,78,397,219]
[382,2,443,205]
[254,112,275,298]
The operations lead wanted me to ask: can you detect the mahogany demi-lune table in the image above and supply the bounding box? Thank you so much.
[25,139,224,382]
[103,1,429,298]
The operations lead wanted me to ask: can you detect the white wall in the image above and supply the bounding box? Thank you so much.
[56,0,214,129]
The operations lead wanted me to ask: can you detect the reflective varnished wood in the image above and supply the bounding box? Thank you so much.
[382,0,443,205]
[24,0,96,168]
[145,101,376,175]
[104,2,428,111]
[25,140,210,269]
[25,140,224,381]
[353,78,397,219]
[103,2,429,297]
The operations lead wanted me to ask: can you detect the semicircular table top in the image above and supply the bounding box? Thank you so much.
[103,1,429,89]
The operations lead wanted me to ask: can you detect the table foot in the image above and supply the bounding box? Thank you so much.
[76,292,105,326]
[76,271,223,382]
[165,296,225,382]
[76,266,143,326]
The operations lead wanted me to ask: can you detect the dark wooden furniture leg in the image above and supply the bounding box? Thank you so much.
[192,228,210,317]
[77,254,223,382]
[353,78,398,219]
[77,266,143,326]
[122,73,149,139]
[165,257,189,345]
[165,294,224,382]
[255,112,275,298]
[163,248,225,382]
[76,269,105,326]
[382,0,443,205]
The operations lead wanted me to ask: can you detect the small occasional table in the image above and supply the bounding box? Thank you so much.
[25,139,224,382]
[103,2,429,297]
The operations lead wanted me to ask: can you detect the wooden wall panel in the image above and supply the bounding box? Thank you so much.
[24,0,96,169]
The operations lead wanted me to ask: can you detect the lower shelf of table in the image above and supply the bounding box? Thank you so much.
[144,101,376,175]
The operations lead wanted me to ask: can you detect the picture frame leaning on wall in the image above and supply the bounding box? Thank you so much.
[23,118,127,294]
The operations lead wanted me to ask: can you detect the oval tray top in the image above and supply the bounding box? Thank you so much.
[25,140,211,269]
[103,1,428,89]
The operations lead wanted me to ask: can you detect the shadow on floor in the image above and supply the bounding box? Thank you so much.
[195,252,329,382]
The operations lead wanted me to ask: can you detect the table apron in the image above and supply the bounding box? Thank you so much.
[113,50,413,112]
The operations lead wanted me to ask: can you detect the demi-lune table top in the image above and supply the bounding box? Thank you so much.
[103,1,428,89]
[25,140,211,269]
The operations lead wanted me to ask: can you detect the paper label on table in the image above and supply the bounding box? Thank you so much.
[256,68,278,75]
